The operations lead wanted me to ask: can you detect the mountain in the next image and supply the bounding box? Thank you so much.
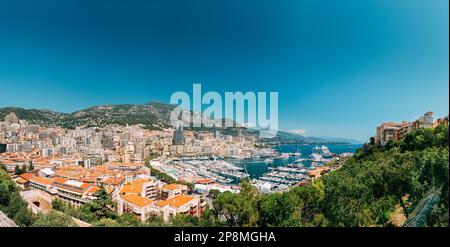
[273,131,327,143]
[0,102,176,130]
[65,102,176,129]
[259,130,328,144]
[0,103,358,143]
[0,102,243,132]
[261,131,360,144]
[316,136,364,144]
[0,107,67,126]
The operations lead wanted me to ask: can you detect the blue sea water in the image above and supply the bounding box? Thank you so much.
[227,144,362,179]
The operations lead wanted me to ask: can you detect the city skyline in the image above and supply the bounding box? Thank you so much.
[1,0,449,140]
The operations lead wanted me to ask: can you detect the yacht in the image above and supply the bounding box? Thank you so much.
[293,157,306,163]
[312,145,333,157]
[309,152,325,162]
[278,153,290,159]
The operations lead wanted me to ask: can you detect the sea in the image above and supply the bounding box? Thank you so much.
[225,143,362,180]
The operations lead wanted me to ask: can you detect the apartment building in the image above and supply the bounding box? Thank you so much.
[28,176,100,207]
[375,122,403,145]
[374,111,445,146]
[117,180,203,222]
[153,194,200,222]
[412,111,435,130]
[119,179,158,200]
[160,183,188,200]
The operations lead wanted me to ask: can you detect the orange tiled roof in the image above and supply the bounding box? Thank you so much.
[155,195,195,208]
[0,160,14,165]
[103,177,124,186]
[121,194,153,207]
[16,178,28,184]
[120,179,154,195]
[80,183,91,189]
[30,176,53,186]
[20,173,34,181]
[86,186,100,194]
[120,182,143,194]
[154,200,169,207]
[162,183,180,191]
[52,177,67,184]
[104,186,115,194]
[106,162,143,167]
[51,177,97,194]
[196,178,213,184]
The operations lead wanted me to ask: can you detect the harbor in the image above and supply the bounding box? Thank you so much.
[150,144,361,193]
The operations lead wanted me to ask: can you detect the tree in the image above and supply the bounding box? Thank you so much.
[385,154,415,217]
[257,193,289,226]
[51,198,64,211]
[5,194,27,218]
[116,213,142,227]
[21,164,27,174]
[213,180,259,227]
[0,181,13,206]
[208,189,220,199]
[14,165,21,175]
[94,218,121,227]
[79,185,117,220]
[28,161,34,171]
[145,214,166,227]
[32,211,77,227]
[171,214,200,227]
[369,137,375,145]
[0,169,35,226]
[13,207,35,227]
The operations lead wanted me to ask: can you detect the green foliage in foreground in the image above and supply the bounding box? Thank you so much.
[0,168,35,226]
[31,211,77,227]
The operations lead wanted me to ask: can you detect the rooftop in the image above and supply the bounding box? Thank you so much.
[121,194,153,207]
[154,194,195,208]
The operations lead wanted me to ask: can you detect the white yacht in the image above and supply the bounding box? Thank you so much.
[312,145,333,157]
[309,152,325,162]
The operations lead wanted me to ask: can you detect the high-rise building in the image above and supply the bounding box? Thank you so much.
[375,122,403,145]
[172,124,185,145]
[435,115,449,127]
[412,112,435,129]
[213,124,220,139]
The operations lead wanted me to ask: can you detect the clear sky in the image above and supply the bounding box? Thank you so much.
[0,0,448,140]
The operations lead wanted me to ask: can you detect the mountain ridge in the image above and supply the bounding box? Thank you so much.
[0,103,357,143]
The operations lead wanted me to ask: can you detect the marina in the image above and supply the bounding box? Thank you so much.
[150,144,361,193]
[229,144,361,192]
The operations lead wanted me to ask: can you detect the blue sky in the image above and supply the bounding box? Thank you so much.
[0,0,448,140]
